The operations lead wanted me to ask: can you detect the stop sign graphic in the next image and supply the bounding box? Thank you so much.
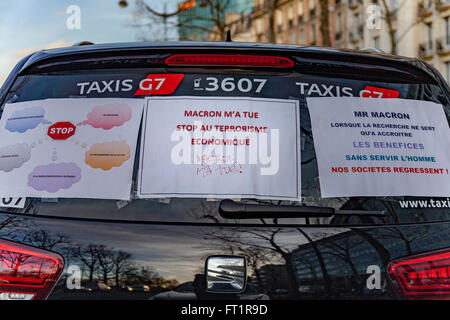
[47,122,76,140]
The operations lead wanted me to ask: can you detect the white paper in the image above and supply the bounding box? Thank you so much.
[0,98,144,200]
[0,197,26,208]
[307,97,450,198]
[138,96,301,200]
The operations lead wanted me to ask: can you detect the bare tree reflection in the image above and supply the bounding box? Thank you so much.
[22,230,71,250]
[187,200,221,223]
[76,244,100,283]
[95,245,114,285]
[0,216,34,239]
[111,250,133,287]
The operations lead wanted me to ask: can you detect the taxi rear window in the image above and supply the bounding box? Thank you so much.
[0,67,449,226]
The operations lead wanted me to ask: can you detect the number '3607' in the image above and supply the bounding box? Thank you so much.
[204,77,267,93]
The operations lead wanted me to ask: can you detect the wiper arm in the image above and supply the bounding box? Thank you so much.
[219,199,385,219]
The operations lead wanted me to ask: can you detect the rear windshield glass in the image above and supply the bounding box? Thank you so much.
[0,66,449,226]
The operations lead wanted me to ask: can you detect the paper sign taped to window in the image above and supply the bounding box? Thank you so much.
[0,98,144,200]
[0,197,26,208]
[138,96,301,200]
[307,97,450,198]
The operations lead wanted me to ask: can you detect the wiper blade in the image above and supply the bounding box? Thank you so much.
[219,199,385,219]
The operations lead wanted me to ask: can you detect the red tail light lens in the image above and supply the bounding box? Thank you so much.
[0,239,64,300]
[165,54,295,68]
[388,248,450,300]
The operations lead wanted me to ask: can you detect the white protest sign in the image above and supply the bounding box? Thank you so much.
[307,97,450,198]
[138,96,301,200]
[0,98,144,200]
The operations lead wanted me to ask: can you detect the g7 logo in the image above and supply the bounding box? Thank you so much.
[139,78,166,91]
[360,86,400,99]
[134,74,184,95]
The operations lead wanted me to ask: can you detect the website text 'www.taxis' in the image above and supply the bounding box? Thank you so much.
[399,199,450,209]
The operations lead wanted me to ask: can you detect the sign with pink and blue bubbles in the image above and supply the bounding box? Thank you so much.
[0,98,144,200]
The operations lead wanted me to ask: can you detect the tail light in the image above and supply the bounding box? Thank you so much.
[387,248,450,300]
[165,54,295,68]
[0,239,64,300]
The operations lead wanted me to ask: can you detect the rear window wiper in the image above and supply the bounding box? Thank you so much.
[219,199,385,219]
